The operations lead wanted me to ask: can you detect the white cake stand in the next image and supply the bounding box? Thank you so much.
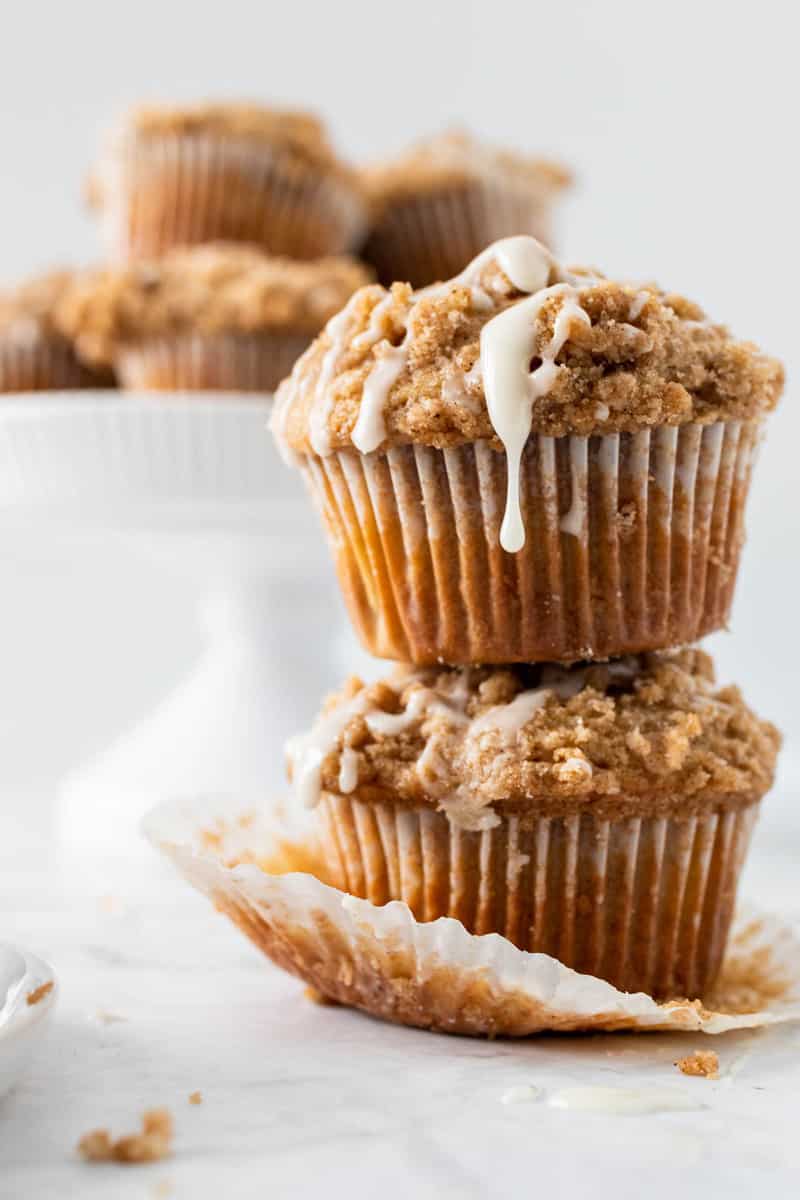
[0,393,345,856]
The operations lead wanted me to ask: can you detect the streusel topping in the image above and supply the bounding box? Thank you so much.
[274,236,784,459]
[57,245,371,364]
[104,102,342,171]
[287,649,780,830]
[362,129,571,205]
[0,270,76,340]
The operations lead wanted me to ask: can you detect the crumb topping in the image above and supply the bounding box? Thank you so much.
[78,1108,173,1164]
[105,102,341,172]
[56,245,371,365]
[26,980,54,1006]
[675,1050,719,1078]
[0,270,78,340]
[362,129,571,205]
[288,649,780,830]
[274,241,783,454]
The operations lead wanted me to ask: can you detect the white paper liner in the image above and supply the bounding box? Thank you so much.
[304,419,759,664]
[96,134,366,261]
[143,796,800,1038]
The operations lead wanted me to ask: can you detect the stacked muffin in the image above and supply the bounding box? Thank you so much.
[57,103,371,394]
[272,234,783,1000]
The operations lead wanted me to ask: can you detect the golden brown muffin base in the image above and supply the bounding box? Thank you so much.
[318,791,760,999]
[98,134,365,262]
[116,331,310,393]
[0,335,112,393]
[303,419,758,664]
[361,179,555,287]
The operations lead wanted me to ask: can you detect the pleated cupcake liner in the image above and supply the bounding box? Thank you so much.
[318,793,760,1000]
[116,331,311,393]
[143,795,800,1038]
[0,335,112,393]
[362,180,555,287]
[303,418,760,665]
[96,134,366,261]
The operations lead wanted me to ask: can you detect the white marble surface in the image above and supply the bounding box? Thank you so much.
[2,793,800,1199]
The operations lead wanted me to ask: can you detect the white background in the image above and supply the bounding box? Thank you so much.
[0,0,798,804]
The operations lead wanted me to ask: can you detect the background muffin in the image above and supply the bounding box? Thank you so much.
[0,270,113,393]
[288,648,781,998]
[88,102,366,262]
[59,244,370,393]
[361,130,571,287]
[273,236,783,664]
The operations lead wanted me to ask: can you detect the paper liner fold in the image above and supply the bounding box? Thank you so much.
[117,331,310,393]
[143,797,800,1038]
[303,420,759,664]
[0,337,111,393]
[96,134,366,261]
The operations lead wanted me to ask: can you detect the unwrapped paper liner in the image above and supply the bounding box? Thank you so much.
[143,796,800,1037]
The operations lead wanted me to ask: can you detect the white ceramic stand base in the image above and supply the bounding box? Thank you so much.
[0,394,342,858]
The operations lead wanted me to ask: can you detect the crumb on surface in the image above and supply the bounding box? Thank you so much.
[188,1091,202,1105]
[26,980,54,1007]
[304,985,339,1006]
[77,1108,174,1164]
[675,1050,719,1079]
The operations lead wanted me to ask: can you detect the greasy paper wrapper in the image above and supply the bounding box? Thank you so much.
[143,797,800,1038]
[303,419,760,665]
[362,180,556,288]
[116,331,310,393]
[95,134,365,261]
[318,794,760,1000]
[0,335,112,393]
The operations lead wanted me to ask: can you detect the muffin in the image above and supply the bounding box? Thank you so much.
[58,244,371,393]
[88,102,366,262]
[273,235,784,665]
[0,271,113,393]
[288,648,780,998]
[361,130,571,287]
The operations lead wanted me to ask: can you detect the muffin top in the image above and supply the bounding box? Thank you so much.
[287,649,780,831]
[57,245,372,365]
[99,102,342,172]
[0,270,77,342]
[274,235,783,457]
[362,129,571,206]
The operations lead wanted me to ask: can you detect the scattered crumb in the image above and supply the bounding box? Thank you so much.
[97,893,127,915]
[77,1108,174,1164]
[92,1009,128,1025]
[26,981,54,1007]
[675,1050,719,1079]
[501,1084,541,1105]
[188,1091,202,1105]
[153,1180,174,1199]
[303,985,338,1006]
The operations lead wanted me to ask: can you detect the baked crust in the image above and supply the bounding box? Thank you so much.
[56,245,371,365]
[291,650,780,828]
[275,256,783,453]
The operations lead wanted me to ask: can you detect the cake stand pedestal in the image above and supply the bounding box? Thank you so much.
[0,394,342,857]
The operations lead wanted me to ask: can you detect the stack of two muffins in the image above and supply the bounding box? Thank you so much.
[273,234,783,1002]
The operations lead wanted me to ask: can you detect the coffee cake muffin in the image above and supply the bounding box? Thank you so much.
[88,102,366,262]
[0,271,113,393]
[273,236,783,664]
[59,244,370,393]
[361,130,571,287]
[288,648,780,998]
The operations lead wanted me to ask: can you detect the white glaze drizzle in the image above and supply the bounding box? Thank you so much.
[351,343,408,454]
[308,299,360,456]
[286,691,372,809]
[628,290,651,321]
[481,279,590,552]
[337,746,360,794]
